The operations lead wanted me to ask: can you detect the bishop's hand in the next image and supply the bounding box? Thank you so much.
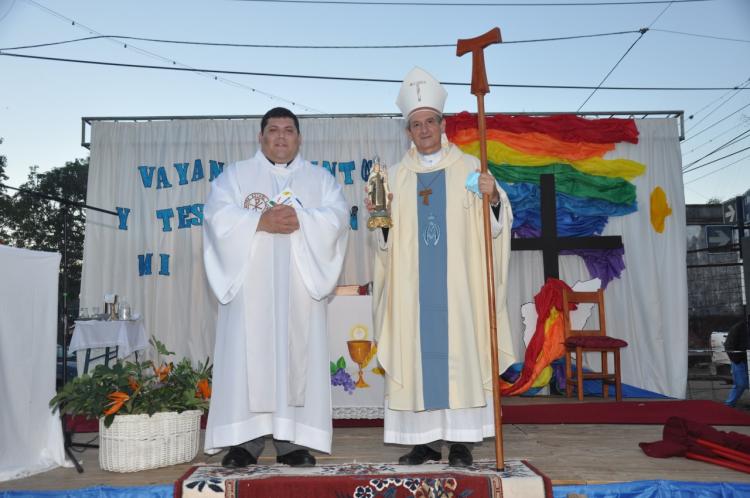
[476,169,500,206]
[257,204,299,234]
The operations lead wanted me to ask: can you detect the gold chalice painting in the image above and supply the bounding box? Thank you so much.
[346,324,377,388]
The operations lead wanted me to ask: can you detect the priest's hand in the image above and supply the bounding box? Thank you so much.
[477,170,500,206]
[257,205,299,234]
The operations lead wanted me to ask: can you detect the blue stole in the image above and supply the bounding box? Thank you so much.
[416,170,449,410]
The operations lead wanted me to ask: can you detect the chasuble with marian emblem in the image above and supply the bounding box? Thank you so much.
[373,142,515,420]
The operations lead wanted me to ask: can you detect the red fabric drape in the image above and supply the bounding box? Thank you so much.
[445,111,639,145]
[500,278,572,395]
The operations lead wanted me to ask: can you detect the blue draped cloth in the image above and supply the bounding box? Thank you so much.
[501,181,632,287]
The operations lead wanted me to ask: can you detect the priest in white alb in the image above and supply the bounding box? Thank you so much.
[203,107,349,468]
[371,68,516,467]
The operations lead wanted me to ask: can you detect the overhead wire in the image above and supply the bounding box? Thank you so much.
[2,51,747,92]
[682,101,750,143]
[577,0,675,112]
[682,121,750,157]
[0,29,644,51]
[685,79,750,133]
[6,25,747,52]
[0,0,16,23]
[576,28,648,111]
[21,0,324,113]
[682,128,750,170]
[682,146,750,174]
[684,152,750,184]
[650,28,750,44]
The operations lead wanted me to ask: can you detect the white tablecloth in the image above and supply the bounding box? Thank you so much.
[326,295,385,419]
[70,318,148,359]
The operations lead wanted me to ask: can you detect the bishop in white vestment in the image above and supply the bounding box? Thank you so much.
[203,108,349,467]
[373,68,516,468]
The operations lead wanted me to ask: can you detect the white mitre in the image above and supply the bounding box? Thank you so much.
[396,67,447,118]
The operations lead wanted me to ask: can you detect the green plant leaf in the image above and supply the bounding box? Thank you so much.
[49,339,211,422]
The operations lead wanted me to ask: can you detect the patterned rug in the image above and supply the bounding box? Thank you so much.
[174,459,551,498]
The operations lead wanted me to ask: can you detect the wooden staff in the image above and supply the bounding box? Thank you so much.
[457,27,504,471]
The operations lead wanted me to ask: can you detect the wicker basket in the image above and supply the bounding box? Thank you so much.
[98,410,202,472]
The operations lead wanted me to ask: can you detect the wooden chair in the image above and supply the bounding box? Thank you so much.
[563,288,628,401]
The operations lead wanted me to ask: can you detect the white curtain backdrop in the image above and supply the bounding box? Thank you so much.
[81,116,686,398]
[81,117,410,365]
[0,245,68,482]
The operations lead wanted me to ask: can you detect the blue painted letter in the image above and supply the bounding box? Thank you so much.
[209,160,225,182]
[338,161,355,185]
[156,167,173,189]
[191,159,205,182]
[138,253,153,276]
[155,208,175,232]
[159,253,170,276]
[138,166,156,188]
[174,162,190,185]
[116,207,130,230]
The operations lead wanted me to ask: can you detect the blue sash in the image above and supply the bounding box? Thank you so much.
[416,170,449,410]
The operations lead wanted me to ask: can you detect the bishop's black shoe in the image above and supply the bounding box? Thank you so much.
[221,446,257,468]
[398,444,441,465]
[448,443,473,467]
[276,449,316,467]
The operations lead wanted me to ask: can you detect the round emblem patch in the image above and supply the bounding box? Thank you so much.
[244,192,270,212]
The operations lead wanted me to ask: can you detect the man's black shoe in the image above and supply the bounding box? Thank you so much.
[448,443,473,467]
[398,444,441,465]
[221,446,257,468]
[276,449,316,467]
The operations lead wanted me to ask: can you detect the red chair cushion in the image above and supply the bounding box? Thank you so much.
[565,336,628,349]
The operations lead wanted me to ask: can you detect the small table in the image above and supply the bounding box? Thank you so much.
[70,318,148,374]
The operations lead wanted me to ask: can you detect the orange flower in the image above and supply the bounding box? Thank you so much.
[128,376,139,391]
[103,391,130,416]
[196,378,211,400]
[153,362,172,382]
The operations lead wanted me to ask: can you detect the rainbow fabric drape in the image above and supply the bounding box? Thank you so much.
[499,278,571,396]
[445,112,646,287]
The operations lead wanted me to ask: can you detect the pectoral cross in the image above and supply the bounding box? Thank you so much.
[419,188,433,205]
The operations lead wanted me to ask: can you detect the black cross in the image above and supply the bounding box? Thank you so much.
[510,174,624,280]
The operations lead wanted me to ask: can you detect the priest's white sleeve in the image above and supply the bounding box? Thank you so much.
[290,171,350,301]
[203,166,261,304]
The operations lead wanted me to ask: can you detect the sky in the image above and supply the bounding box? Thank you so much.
[0,0,748,205]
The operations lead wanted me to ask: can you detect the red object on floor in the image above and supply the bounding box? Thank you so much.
[501,400,750,425]
[640,416,750,474]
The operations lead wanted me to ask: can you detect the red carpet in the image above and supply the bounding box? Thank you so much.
[175,460,550,498]
[502,400,750,425]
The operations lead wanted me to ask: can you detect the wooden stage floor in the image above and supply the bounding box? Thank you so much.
[4,395,750,491]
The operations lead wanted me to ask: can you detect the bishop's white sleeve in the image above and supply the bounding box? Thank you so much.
[203,167,261,304]
[290,172,349,301]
